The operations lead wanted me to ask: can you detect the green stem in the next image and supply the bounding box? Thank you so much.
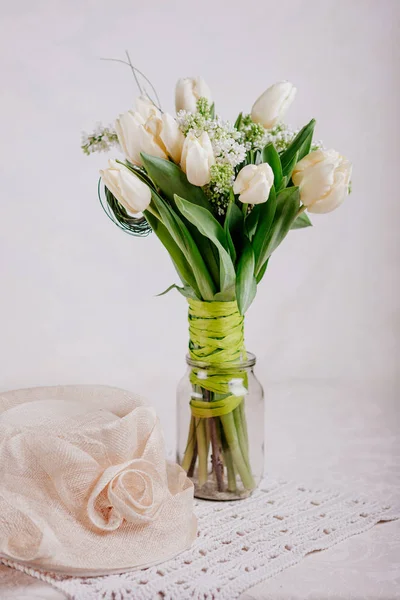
[233,403,250,470]
[239,399,249,449]
[221,412,255,490]
[196,418,209,486]
[187,441,197,478]
[223,446,237,492]
[181,416,196,472]
[204,389,224,491]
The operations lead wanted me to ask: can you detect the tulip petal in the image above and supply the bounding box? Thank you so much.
[100,160,151,215]
[251,81,296,129]
[233,165,258,194]
[175,76,212,113]
[292,149,352,214]
[295,162,336,207]
[194,77,212,103]
[239,176,271,205]
[233,163,273,204]
[135,95,160,120]
[185,143,211,187]
[307,178,348,214]
[160,113,185,163]
[175,78,198,113]
[118,169,152,213]
[138,125,168,161]
[115,111,145,166]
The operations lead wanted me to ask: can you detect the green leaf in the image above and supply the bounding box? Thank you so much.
[256,258,269,284]
[156,283,198,299]
[141,153,220,287]
[279,175,288,191]
[280,119,316,172]
[245,205,261,240]
[281,150,299,181]
[144,210,200,297]
[252,187,277,272]
[141,154,212,211]
[291,211,312,230]
[246,149,256,165]
[234,112,243,129]
[210,102,215,119]
[213,285,236,301]
[224,202,244,263]
[149,193,216,300]
[236,237,257,315]
[255,187,300,276]
[261,143,282,190]
[174,195,236,295]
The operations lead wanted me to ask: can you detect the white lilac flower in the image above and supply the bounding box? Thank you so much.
[177,99,248,213]
[81,124,120,156]
[260,123,323,153]
[178,101,324,214]
[204,164,235,215]
[177,101,246,169]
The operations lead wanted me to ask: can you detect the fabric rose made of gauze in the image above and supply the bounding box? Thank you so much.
[0,386,196,574]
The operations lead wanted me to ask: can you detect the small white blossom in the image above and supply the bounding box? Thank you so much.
[81,124,120,156]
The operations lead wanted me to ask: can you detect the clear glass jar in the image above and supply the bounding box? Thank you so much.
[177,352,264,501]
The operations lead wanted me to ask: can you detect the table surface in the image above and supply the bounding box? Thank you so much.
[1,380,399,599]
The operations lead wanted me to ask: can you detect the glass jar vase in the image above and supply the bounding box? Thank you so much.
[177,351,264,500]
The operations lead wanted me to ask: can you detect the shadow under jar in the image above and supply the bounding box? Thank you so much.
[176,299,264,501]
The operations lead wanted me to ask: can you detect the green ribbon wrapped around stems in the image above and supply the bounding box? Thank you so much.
[182,299,256,491]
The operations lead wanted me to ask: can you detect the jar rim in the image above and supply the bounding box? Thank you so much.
[186,351,256,370]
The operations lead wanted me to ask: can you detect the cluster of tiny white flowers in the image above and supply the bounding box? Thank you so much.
[177,105,249,215]
[178,103,324,216]
[81,124,120,156]
[261,123,324,153]
[177,111,247,168]
[207,116,247,167]
[261,124,297,152]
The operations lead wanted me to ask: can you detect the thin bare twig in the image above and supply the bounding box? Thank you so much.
[99,53,162,111]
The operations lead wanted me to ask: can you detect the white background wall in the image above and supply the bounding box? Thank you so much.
[0,0,399,452]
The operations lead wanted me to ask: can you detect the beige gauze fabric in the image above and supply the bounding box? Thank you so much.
[0,385,197,575]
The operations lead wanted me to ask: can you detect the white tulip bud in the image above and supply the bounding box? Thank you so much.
[100,159,151,214]
[251,81,296,130]
[233,163,274,205]
[159,113,185,163]
[292,149,352,214]
[115,111,145,165]
[180,131,215,187]
[115,110,168,166]
[175,77,212,113]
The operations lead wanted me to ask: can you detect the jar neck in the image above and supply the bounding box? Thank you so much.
[187,299,246,365]
[186,352,256,371]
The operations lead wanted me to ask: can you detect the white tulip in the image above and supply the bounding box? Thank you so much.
[135,95,160,120]
[251,81,296,130]
[233,163,274,205]
[100,159,151,214]
[115,109,168,166]
[159,113,185,163]
[175,77,212,113]
[292,149,352,214]
[180,131,215,187]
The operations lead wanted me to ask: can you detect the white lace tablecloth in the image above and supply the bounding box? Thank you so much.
[1,380,399,599]
[1,479,398,600]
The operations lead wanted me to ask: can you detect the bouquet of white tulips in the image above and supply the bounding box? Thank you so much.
[83,64,352,497]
